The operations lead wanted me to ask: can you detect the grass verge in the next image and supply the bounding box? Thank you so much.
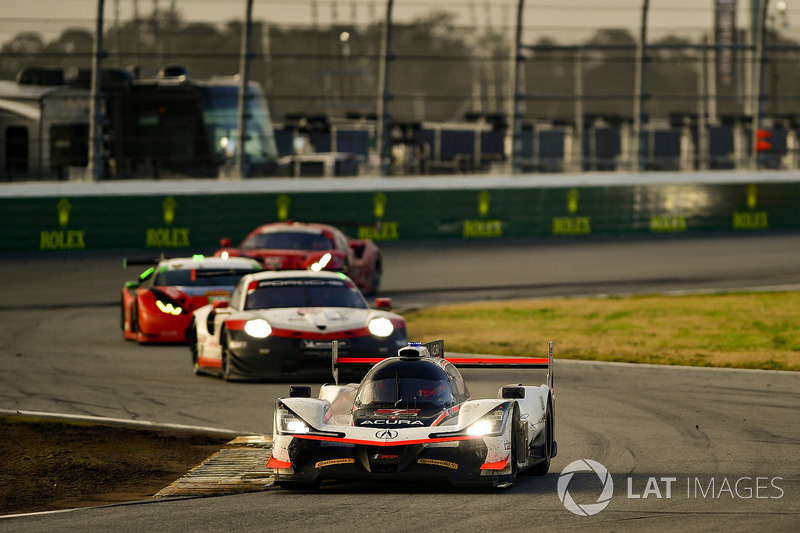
[404,291,800,371]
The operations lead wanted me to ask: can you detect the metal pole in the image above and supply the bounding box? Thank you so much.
[632,0,649,173]
[698,37,710,171]
[750,0,769,171]
[574,46,584,172]
[88,0,105,181]
[376,0,394,176]
[507,0,524,175]
[235,0,254,179]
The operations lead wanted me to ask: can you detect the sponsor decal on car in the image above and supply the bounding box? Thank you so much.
[375,409,420,416]
[417,459,458,470]
[360,420,425,426]
[315,458,356,468]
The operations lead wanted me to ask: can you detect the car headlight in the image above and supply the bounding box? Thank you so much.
[465,407,507,437]
[310,253,332,272]
[244,319,272,338]
[368,317,394,337]
[277,407,310,434]
[155,300,182,315]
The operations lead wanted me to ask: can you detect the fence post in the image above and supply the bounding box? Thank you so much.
[235,0,255,179]
[632,0,650,173]
[750,0,770,171]
[376,0,394,176]
[88,0,106,182]
[507,0,525,175]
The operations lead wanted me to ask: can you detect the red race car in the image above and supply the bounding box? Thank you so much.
[215,221,384,294]
[122,255,262,344]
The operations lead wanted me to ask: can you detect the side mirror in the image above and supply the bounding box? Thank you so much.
[289,385,312,398]
[501,385,525,399]
[220,237,233,248]
[212,300,229,311]
[124,281,139,289]
[375,297,392,310]
[349,240,366,258]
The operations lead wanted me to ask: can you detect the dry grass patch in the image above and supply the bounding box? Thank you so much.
[405,292,800,371]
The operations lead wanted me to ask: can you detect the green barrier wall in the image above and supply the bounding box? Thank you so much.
[2,180,798,253]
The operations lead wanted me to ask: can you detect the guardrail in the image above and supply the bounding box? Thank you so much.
[2,171,799,254]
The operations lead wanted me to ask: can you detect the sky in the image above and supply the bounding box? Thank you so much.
[3,1,797,44]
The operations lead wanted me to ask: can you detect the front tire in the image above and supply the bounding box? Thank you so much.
[130,302,143,343]
[530,404,553,476]
[221,329,234,381]
[189,322,202,375]
[496,410,519,489]
[274,479,321,491]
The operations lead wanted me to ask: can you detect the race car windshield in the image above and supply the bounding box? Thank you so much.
[355,361,455,409]
[242,231,333,251]
[244,278,368,310]
[154,268,258,287]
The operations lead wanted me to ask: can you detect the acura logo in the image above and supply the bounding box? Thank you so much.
[376,429,398,440]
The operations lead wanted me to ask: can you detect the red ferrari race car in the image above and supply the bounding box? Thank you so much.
[121,255,262,344]
[215,221,383,294]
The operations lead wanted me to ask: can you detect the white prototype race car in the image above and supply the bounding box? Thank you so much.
[267,339,557,489]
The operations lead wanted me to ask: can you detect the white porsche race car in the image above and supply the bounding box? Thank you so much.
[190,270,407,381]
[267,340,557,489]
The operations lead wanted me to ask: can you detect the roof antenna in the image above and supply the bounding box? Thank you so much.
[331,340,339,385]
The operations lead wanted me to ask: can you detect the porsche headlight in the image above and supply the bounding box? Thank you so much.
[244,319,272,338]
[368,317,394,337]
[466,408,507,437]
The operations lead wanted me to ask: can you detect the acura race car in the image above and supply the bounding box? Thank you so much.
[190,270,407,380]
[122,255,262,344]
[266,340,557,489]
[215,221,384,294]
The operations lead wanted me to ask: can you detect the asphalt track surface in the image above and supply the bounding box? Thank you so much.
[1,232,799,532]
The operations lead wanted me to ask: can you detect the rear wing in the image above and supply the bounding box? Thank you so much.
[332,339,554,390]
[124,254,257,282]
[445,341,554,391]
[123,255,166,269]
